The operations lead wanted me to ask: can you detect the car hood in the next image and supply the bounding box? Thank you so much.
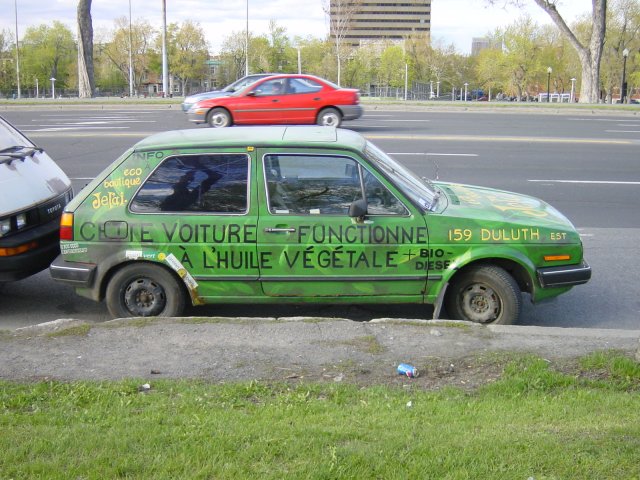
[1,150,71,215]
[185,91,230,103]
[436,182,577,232]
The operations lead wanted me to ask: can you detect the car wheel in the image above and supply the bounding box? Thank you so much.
[106,264,186,318]
[317,108,342,127]
[207,108,232,128]
[444,265,521,325]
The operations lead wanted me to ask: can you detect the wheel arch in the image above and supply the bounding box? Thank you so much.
[206,106,234,126]
[98,259,190,304]
[442,250,536,296]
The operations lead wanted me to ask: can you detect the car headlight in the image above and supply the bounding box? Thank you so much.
[16,213,27,229]
[0,218,10,236]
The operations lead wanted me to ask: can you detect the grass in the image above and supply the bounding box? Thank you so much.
[1,352,639,479]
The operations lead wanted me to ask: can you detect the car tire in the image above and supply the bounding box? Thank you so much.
[207,108,232,128]
[317,108,342,127]
[444,265,521,325]
[106,263,186,318]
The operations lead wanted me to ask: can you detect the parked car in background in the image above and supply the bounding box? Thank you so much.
[187,74,363,128]
[50,126,589,324]
[181,73,274,112]
[0,115,72,281]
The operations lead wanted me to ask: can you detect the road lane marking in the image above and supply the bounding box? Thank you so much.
[366,134,633,145]
[528,179,640,185]
[605,130,640,133]
[389,152,478,156]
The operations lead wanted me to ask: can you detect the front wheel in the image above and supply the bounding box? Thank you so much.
[106,264,186,318]
[317,108,342,127]
[444,265,521,325]
[207,108,232,128]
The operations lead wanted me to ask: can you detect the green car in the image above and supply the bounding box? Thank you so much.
[50,126,590,324]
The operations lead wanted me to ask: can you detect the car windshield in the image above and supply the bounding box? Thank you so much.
[363,141,439,211]
[0,117,32,151]
[222,75,265,93]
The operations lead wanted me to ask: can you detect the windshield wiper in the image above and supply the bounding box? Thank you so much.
[0,146,43,164]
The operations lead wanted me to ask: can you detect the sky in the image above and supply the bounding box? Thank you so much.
[3,0,591,55]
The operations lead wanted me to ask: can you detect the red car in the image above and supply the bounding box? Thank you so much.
[187,74,363,128]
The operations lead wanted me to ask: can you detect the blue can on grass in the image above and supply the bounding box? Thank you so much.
[397,363,419,378]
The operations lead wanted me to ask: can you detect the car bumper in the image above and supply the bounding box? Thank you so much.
[339,104,364,121]
[0,219,61,281]
[187,108,208,124]
[49,255,97,288]
[181,102,193,112]
[537,260,591,288]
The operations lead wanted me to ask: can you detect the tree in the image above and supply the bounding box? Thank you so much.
[166,21,209,95]
[323,0,361,85]
[20,22,76,93]
[489,1,605,103]
[77,0,94,98]
[102,17,156,94]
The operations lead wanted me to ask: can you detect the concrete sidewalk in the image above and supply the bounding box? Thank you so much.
[2,317,638,386]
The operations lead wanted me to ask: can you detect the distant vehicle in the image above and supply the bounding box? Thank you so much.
[0,115,72,281]
[181,74,274,112]
[50,126,589,323]
[187,74,363,128]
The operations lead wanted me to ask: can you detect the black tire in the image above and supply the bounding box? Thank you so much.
[316,108,342,127]
[207,108,232,128]
[106,264,186,318]
[444,265,521,325]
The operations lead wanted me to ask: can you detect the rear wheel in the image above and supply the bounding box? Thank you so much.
[317,108,342,127]
[444,265,521,325]
[207,108,232,128]
[106,264,186,318]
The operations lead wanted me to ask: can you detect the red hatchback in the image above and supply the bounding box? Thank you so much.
[187,74,363,128]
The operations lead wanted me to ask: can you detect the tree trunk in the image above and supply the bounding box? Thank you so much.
[77,0,94,98]
[533,0,606,103]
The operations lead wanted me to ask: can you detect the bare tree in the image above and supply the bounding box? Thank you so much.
[490,1,606,103]
[77,0,94,98]
[323,0,361,85]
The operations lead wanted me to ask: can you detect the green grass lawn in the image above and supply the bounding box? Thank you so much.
[1,352,639,479]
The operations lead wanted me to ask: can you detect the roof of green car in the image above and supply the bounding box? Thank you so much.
[132,126,367,152]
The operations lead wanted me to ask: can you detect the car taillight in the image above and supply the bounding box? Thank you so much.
[60,212,74,241]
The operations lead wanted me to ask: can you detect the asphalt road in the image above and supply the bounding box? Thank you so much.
[1,104,639,330]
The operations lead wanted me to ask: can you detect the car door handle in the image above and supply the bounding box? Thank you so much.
[313,97,321,101]
[272,99,279,102]
[264,227,296,233]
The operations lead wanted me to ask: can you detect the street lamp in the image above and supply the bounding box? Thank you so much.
[128,0,134,97]
[464,82,469,101]
[14,0,21,99]
[436,80,440,98]
[570,77,576,103]
[50,77,56,99]
[621,48,629,104]
[245,0,249,76]
[429,80,433,99]
[547,66,552,102]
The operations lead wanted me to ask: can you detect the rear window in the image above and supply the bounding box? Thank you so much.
[130,153,249,214]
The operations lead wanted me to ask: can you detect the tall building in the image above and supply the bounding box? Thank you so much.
[330,0,431,47]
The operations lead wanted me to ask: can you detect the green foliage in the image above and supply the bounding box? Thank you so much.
[1,353,640,479]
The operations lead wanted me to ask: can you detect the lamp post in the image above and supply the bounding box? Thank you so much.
[50,77,56,99]
[161,0,168,98]
[547,67,552,102]
[464,82,469,101]
[128,0,134,97]
[429,80,433,99]
[14,0,21,99]
[436,80,440,98]
[621,48,629,104]
[245,0,249,76]
[35,77,38,98]
[570,77,576,103]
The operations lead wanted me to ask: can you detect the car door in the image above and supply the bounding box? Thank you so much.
[273,78,323,123]
[232,78,288,124]
[255,149,428,299]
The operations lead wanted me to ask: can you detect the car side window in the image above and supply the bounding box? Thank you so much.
[264,154,406,216]
[130,154,249,214]
[254,79,287,96]
[289,78,322,94]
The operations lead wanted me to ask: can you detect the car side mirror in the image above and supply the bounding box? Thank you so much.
[246,90,257,97]
[348,199,368,221]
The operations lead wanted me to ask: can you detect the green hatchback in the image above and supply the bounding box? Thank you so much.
[50,126,590,324]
